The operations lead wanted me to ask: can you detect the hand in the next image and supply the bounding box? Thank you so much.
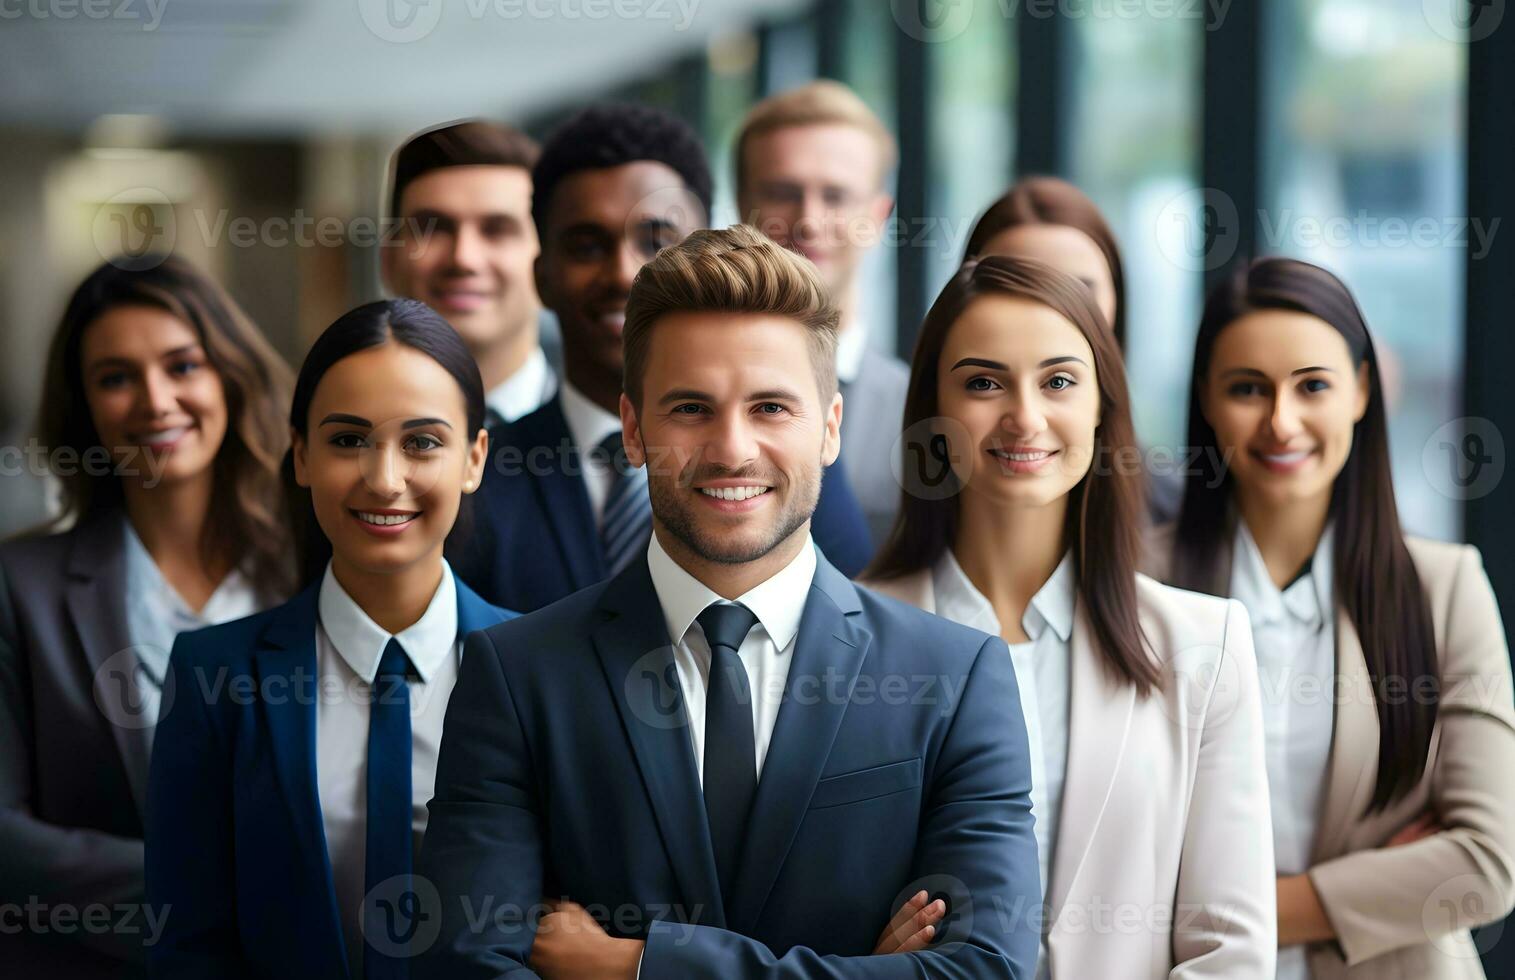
[530,899,644,980]
[1387,811,1442,847]
[873,890,946,955]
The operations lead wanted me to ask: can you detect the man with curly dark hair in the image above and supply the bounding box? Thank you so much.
[452,104,872,612]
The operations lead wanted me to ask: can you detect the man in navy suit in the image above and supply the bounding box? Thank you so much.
[419,226,1040,978]
[450,104,873,612]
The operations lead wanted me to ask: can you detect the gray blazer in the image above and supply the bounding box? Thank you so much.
[839,345,911,548]
[0,510,151,978]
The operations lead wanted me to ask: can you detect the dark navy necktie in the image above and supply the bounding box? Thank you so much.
[365,638,412,979]
[697,602,759,907]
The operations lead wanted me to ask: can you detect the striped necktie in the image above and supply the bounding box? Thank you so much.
[598,431,653,575]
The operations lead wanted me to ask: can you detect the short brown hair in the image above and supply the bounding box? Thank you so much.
[735,80,898,193]
[622,224,839,408]
[389,119,540,217]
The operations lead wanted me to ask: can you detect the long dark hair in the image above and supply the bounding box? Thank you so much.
[868,256,1157,693]
[38,254,295,600]
[1170,256,1438,811]
[963,176,1127,348]
[284,299,486,587]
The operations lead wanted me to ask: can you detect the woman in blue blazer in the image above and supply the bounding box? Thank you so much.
[146,299,516,979]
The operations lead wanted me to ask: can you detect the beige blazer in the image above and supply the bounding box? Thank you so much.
[863,566,1277,977]
[1146,525,1515,978]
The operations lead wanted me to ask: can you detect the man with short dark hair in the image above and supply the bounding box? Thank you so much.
[420,226,1040,979]
[384,120,557,427]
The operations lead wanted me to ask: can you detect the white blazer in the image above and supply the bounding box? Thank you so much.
[863,566,1277,978]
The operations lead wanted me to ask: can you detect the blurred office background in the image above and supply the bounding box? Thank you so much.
[0,0,1511,966]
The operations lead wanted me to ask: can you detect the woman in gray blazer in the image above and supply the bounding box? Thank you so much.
[0,255,294,979]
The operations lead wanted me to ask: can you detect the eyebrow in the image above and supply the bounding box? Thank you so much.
[950,355,1088,371]
[657,387,803,405]
[318,414,453,430]
[1220,365,1337,379]
[402,417,452,430]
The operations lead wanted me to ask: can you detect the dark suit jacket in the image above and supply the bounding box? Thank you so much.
[0,511,158,979]
[451,395,874,612]
[144,576,515,980]
[418,549,1041,979]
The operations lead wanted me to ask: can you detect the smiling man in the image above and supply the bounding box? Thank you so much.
[452,104,873,612]
[418,226,1040,980]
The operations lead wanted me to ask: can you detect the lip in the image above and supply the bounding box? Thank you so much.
[987,446,1059,475]
[694,484,773,514]
[348,507,422,537]
[431,288,493,312]
[1251,447,1316,474]
[132,425,192,451]
[595,311,626,335]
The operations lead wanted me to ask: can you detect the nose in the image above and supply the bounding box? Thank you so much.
[611,240,642,295]
[450,223,486,272]
[138,368,177,420]
[1268,392,1303,440]
[999,387,1048,441]
[703,409,760,472]
[366,443,409,499]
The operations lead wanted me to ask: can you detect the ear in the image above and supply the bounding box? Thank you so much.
[462,425,489,493]
[619,392,646,469]
[1353,360,1372,423]
[821,389,843,467]
[378,234,398,296]
[291,427,311,488]
[533,252,553,311]
[868,192,895,229]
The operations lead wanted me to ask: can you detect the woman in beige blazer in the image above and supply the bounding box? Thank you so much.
[862,255,1276,977]
[1147,256,1515,978]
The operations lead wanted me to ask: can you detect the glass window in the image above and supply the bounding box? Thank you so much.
[1068,11,1202,462]
[1262,0,1466,540]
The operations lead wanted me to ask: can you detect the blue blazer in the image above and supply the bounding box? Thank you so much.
[418,551,1041,979]
[144,575,515,980]
[450,396,875,612]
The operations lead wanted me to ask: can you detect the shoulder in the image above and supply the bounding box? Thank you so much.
[855,568,931,609]
[1403,533,1479,586]
[169,604,285,672]
[468,577,613,654]
[852,579,998,669]
[0,524,82,579]
[1135,572,1252,667]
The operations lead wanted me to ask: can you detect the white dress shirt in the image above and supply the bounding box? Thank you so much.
[645,531,818,784]
[122,520,263,746]
[1229,521,1336,980]
[931,549,1075,980]
[314,561,463,975]
[558,378,625,525]
[484,345,557,426]
[835,317,868,387]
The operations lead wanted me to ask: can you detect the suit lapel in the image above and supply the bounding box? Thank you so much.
[1311,612,1379,863]
[522,399,605,590]
[64,511,153,819]
[726,558,871,934]
[253,585,343,919]
[1047,600,1135,922]
[591,559,725,926]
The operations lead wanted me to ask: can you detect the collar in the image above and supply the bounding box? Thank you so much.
[558,377,624,452]
[484,346,557,425]
[835,318,867,386]
[933,549,1076,643]
[1230,520,1334,631]
[316,561,459,684]
[646,529,818,653]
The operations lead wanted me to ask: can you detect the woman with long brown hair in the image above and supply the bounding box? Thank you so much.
[1149,256,1515,978]
[0,255,294,978]
[864,255,1275,977]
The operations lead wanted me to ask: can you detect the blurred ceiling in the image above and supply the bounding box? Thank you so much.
[0,0,806,136]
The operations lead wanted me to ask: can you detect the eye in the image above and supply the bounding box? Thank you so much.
[97,372,130,390]
[1045,374,1076,392]
[671,403,707,416]
[1228,381,1264,398]
[405,433,443,452]
[329,432,368,450]
[167,359,200,377]
[1300,378,1331,395]
[755,403,787,416]
[966,376,1001,393]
